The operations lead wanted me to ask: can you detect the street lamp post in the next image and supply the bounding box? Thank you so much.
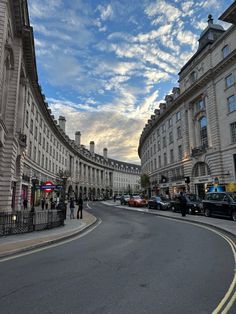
[31,176,37,212]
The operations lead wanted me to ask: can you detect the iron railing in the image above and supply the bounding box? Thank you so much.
[0,210,64,236]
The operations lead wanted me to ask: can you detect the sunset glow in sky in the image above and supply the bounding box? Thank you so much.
[28,0,232,164]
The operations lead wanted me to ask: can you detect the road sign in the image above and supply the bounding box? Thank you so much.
[42,181,54,193]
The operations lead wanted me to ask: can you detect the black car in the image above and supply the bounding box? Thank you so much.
[202,192,236,221]
[120,195,130,205]
[147,196,171,210]
[170,194,203,215]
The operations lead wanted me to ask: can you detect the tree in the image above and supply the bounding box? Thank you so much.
[140,173,150,189]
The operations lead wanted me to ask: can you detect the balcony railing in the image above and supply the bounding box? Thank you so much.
[191,144,208,157]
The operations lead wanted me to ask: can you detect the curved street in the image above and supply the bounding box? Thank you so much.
[0,202,235,314]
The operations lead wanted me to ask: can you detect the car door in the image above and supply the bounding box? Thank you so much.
[214,193,225,216]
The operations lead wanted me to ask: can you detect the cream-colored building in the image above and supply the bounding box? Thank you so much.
[0,0,140,211]
[138,6,236,198]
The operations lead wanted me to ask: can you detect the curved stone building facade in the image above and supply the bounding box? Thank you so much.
[0,0,140,211]
[138,7,236,198]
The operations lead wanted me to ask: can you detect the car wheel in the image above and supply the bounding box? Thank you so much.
[188,208,194,215]
[171,206,176,212]
[232,211,236,221]
[205,208,211,217]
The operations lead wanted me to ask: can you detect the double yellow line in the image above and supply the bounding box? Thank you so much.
[210,230,236,314]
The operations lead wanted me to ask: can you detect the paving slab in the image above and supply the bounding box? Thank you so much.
[0,210,97,258]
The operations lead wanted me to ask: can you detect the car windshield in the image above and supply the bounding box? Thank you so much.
[133,196,141,199]
[229,193,236,201]
[160,196,168,201]
[187,194,201,202]
[123,195,130,198]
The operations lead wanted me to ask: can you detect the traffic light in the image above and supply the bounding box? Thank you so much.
[184,176,190,184]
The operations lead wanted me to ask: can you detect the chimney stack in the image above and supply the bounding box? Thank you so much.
[103,148,108,159]
[90,141,95,154]
[58,116,66,132]
[75,131,81,146]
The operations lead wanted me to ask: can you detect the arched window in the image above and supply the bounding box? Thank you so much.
[199,116,208,148]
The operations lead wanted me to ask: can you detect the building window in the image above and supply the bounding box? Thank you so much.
[225,73,234,88]
[190,71,196,83]
[157,129,160,137]
[29,141,32,158]
[177,126,182,139]
[154,158,157,170]
[34,146,37,161]
[199,117,208,148]
[178,145,182,160]
[39,132,42,145]
[164,153,167,166]
[176,111,181,122]
[222,45,230,59]
[34,126,38,140]
[197,98,205,111]
[169,132,173,144]
[227,95,236,112]
[168,117,172,128]
[158,156,161,168]
[163,137,166,148]
[38,150,41,164]
[162,123,166,133]
[170,149,174,163]
[25,111,29,127]
[158,140,161,151]
[30,119,33,133]
[231,122,236,143]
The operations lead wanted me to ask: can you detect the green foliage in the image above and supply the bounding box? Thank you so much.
[140,173,150,188]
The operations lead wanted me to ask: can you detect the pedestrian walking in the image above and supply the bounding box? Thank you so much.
[77,195,83,219]
[179,191,187,217]
[41,198,45,210]
[45,198,49,210]
[23,198,28,210]
[69,198,75,219]
[113,194,117,202]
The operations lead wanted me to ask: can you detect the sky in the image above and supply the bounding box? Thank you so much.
[28,0,232,164]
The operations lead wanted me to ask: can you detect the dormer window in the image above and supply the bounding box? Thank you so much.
[222,45,230,58]
[197,98,205,111]
[190,71,197,83]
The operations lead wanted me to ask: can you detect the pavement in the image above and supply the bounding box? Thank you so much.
[0,206,97,259]
[0,200,235,259]
[102,200,236,237]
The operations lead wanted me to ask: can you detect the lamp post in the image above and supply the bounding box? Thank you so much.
[31,176,38,212]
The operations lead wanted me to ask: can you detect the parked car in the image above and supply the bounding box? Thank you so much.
[202,192,236,221]
[128,196,147,207]
[147,196,171,210]
[170,194,203,215]
[120,195,130,205]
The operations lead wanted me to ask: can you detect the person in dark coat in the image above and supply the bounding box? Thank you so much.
[69,198,75,219]
[77,195,83,219]
[56,198,67,220]
[41,198,45,210]
[23,199,28,210]
[179,191,187,217]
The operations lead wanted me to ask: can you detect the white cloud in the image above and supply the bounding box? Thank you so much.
[97,4,114,21]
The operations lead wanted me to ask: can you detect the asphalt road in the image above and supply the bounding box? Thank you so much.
[0,202,235,314]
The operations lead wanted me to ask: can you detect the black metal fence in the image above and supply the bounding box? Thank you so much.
[0,210,65,236]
